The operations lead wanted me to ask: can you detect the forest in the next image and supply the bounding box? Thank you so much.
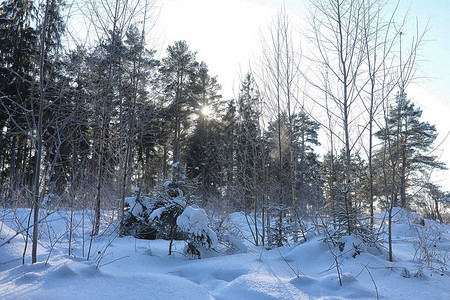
[1,0,449,266]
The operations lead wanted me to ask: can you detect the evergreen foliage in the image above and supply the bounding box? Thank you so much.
[235,72,263,212]
[0,0,37,199]
[375,92,447,209]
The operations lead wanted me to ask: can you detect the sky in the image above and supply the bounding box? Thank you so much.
[156,0,450,189]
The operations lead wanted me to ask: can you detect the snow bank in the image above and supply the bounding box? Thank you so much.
[1,208,449,300]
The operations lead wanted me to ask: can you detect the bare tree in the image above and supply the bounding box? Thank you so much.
[257,6,304,246]
[32,0,63,264]
[78,0,153,236]
[305,0,368,235]
[119,0,156,237]
[359,0,402,229]
[304,0,427,242]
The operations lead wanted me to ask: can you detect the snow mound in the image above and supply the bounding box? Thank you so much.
[289,272,376,299]
[0,220,46,267]
[338,235,367,258]
[52,264,78,277]
[285,237,330,264]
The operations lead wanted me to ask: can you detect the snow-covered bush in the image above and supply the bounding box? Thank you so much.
[149,191,186,240]
[149,167,187,243]
[177,206,218,258]
[220,234,247,255]
[122,189,157,239]
[122,164,220,257]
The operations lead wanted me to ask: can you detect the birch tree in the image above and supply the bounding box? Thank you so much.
[306,0,368,235]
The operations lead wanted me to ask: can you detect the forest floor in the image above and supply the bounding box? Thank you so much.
[0,208,449,299]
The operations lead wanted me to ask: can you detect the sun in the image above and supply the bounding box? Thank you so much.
[201,105,213,117]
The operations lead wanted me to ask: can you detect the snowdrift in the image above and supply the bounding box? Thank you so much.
[1,208,449,299]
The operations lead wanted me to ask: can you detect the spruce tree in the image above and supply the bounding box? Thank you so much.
[235,72,262,212]
[0,0,37,198]
[220,100,238,206]
[150,163,187,255]
[320,149,373,243]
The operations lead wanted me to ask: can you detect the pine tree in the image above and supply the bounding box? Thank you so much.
[375,92,446,209]
[291,111,323,214]
[185,62,222,206]
[159,41,199,168]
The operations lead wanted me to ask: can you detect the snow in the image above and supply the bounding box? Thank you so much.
[173,195,186,207]
[149,207,166,221]
[1,209,449,300]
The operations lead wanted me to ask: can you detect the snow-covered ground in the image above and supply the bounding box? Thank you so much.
[1,208,449,300]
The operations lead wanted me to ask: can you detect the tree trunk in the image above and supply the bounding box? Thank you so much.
[92,119,106,236]
[434,198,443,224]
[400,145,407,208]
[8,135,17,200]
[168,223,176,255]
[32,0,50,264]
